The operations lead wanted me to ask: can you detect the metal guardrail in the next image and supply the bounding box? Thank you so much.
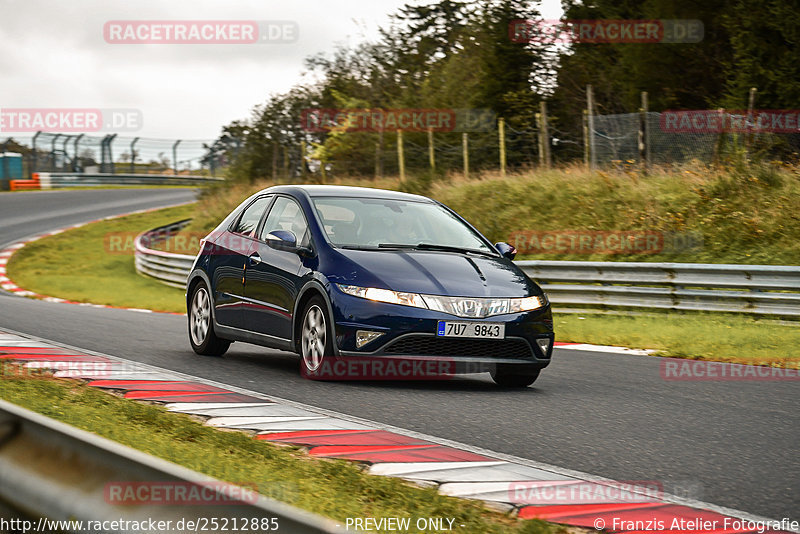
[135,220,800,316]
[518,260,800,316]
[134,219,196,289]
[37,172,223,189]
[0,399,344,534]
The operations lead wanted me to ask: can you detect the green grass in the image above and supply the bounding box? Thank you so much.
[556,312,800,367]
[6,204,194,313]
[0,366,559,534]
[184,162,800,265]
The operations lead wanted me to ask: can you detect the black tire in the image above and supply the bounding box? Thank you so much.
[491,366,540,387]
[188,281,231,357]
[299,296,334,379]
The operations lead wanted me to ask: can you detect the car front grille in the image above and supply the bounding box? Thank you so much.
[383,335,535,359]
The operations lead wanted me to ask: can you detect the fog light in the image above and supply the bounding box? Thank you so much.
[356,330,384,348]
[536,338,552,357]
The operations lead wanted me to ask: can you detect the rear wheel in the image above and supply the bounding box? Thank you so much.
[188,281,230,357]
[491,366,540,387]
[299,297,333,379]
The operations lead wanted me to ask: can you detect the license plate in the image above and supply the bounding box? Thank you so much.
[437,321,505,339]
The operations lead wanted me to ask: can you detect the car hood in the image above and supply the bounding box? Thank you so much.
[327,249,540,297]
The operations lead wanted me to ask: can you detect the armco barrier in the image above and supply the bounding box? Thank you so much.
[37,172,223,189]
[518,260,800,316]
[0,399,344,533]
[134,219,196,288]
[135,221,800,316]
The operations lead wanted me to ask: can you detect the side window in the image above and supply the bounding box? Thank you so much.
[259,197,309,246]
[231,196,272,236]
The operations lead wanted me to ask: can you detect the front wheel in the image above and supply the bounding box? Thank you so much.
[188,281,231,357]
[299,297,333,379]
[491,366,540,387]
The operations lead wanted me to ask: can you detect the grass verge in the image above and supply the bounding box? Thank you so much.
[0,364,561,534]
[555,312,799,367]
[6,204,194,313]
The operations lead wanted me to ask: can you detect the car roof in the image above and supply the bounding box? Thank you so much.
[259,184,434,203]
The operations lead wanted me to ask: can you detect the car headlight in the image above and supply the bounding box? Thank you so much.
[337,284,548,317]
[337,284,428,309]
[511,295,548,312]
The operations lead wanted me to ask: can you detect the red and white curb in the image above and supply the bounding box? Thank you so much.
[1,329,793,533]
[0,205,190,315]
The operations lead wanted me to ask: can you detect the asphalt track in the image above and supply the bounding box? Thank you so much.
[0,189,797,521]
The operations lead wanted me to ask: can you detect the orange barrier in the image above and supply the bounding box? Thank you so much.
[9,174,40,191]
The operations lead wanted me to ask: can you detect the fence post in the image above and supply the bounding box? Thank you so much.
[108,134,117,174]
[61,136,72,172]
[427,128,435,171]
[397,130,405,181]
[300,141,307,178]
[712,108,725,167]
[462,132,469,180]
[72,134,83,172]
[31,131,41,178]
[586,84,596,170]
[638,91,648,171]
[51,134,61,172]
[172,140,181,176]
[582,110,589,167]
[535,112,543,167]
[375,129,384,179]
[498,118,506,177]
[746,87,757,153]
[540,101,551,168]
[272,143,279,182]
[130,137,139,174]
[0,140,8,191]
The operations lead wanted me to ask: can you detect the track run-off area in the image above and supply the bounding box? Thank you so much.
[0,189,797,524]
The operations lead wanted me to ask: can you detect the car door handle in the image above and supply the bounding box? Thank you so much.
[248,252,262,265]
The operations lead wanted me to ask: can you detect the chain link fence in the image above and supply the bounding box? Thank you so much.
[4,108,799,182]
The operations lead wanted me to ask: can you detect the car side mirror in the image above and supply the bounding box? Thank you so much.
[266,230,298,252]
[495,242,517,260]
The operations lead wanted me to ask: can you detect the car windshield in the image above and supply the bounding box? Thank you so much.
[312,197,494,254]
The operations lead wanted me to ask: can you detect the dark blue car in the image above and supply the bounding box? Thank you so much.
[187,185,553,386]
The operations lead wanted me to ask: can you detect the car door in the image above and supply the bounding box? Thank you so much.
[243,196,309,341]
[212,195,273,329]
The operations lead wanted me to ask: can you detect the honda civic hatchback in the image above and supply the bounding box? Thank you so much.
[186,185,553,387]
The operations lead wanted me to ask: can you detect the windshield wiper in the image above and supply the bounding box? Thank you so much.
[340,244,381,250]
[378,243,497,258]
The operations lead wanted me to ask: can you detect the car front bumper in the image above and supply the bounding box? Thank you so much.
[327,289,553,377]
